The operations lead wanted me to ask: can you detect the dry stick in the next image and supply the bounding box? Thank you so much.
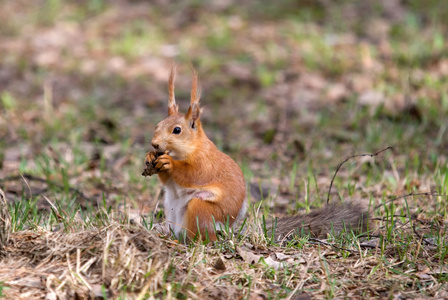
[326,146,393,204]
[19,171,33,197]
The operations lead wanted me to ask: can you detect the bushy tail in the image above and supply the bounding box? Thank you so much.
[272,202,369,239]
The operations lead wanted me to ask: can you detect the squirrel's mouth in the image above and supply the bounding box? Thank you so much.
[155,150,171,156]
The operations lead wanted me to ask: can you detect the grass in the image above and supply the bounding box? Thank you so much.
[1,0,448,298]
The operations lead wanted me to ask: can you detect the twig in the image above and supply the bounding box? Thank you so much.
[43,195,71,220]
[19,171,33,197]
[370,215,409,221]
[327,146,392,204]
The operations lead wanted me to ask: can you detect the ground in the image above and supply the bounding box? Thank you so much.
[0,0,447,299]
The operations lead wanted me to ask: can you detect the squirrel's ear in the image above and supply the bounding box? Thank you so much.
[185,103,202,129]
[167,65,178,116]
[185,67,202,129]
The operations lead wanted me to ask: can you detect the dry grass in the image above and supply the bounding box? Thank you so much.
[1,224,169,299]
[1,187,447,299]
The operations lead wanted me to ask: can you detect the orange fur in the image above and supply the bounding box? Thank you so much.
[167,66,178,116]
[190,67,198,106]
[148,67,246,242]
[185,198,222,240]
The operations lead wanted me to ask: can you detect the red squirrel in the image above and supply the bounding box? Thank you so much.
[144,67,247,241]
[143,67,368,242]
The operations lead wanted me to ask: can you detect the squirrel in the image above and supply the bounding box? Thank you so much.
[143,67,368,242]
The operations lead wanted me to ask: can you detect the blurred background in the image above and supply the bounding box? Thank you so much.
[0,0,447,215]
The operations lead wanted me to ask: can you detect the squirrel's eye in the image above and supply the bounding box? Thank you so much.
[172,127,181,134]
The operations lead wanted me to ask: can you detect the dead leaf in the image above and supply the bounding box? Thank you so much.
[291,292,312,300]
[223,253,234,259]
[326,83,347,103]
[302,73,326,90]
[213,256,226,271]
[430,267,448,275]
[262,256,281,270]
[45,292,57,300]
[358,90,384,107]
[360,238,381,248]
[248,293,267,300]
[275,252,290,261]
[415,272,432,281]
[237,247,262,265]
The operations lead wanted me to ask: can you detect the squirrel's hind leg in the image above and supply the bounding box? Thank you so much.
[184,198,227,241]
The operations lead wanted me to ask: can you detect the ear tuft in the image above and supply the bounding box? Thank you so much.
[167,65,178,116]
[190,67,201,106]
[185,67,202,129]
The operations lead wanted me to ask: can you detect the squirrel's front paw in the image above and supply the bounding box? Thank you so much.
[154,154,173,173]
[145,151,158,166]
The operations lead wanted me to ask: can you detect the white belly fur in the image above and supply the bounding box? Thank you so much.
[164,179,191,236]
[163,179,246,237]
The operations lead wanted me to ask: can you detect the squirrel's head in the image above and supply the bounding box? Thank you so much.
[151,66,204,160]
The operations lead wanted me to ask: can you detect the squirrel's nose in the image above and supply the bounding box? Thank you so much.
[152,143,159,150]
